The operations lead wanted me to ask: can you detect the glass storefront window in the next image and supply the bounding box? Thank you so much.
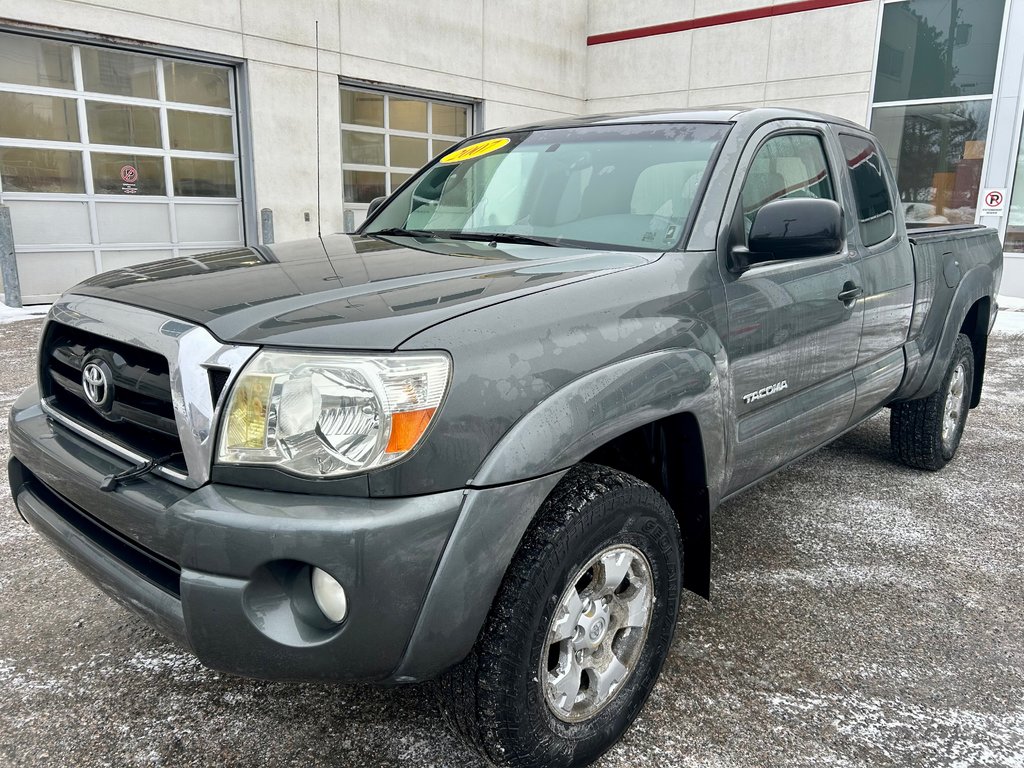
[0,148,84,193]
[91,153,165,195]
[164,61,231,108]
[0,92,79,142]
[86,102,161,148]
[167,110,234,153]
[0,32,74,89]
[172,157,236,197]
[1005,129,1024,252]
[872,100,990,225]
[80,47,158,99]
[874,0,1006,103]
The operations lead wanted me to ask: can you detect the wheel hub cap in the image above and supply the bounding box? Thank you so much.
[942,363,967,446]
[540,544,654,723]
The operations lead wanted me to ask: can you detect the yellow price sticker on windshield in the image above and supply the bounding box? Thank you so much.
[440,137,510,164]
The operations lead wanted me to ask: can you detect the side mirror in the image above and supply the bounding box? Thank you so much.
[734,198,844,270]
[366,196,387,218]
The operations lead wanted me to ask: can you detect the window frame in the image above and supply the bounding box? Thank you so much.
[339,82,475,215]
[734,127,841,249]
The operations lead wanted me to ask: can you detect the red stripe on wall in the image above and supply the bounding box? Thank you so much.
[587,0,872,46]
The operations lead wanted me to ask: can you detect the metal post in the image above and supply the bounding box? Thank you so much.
[260,207,275,245]
[0,204,22,309]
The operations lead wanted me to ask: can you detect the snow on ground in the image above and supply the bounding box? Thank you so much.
[0,303,49,325]
[996,294,1024,334]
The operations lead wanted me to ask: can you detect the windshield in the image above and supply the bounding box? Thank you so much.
[362,122,730,252]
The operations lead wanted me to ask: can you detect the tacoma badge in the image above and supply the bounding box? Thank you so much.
[743,380,788,404]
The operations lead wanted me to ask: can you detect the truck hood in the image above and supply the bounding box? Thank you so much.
[67,233,654,349]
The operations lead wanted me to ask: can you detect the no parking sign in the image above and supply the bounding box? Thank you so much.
[979,188,1007,217]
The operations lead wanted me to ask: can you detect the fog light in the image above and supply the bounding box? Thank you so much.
[311,567,348,623]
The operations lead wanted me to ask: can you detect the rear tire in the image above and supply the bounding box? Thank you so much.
[438,463,682,768]
[890,333,974,471]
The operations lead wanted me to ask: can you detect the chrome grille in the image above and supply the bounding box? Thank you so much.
[40,297,258,488]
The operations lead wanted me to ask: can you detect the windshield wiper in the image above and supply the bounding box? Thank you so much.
[447,232,557,247]
[366,227,439,238]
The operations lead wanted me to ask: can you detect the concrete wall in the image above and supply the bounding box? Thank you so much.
[586,0,880,125]
[0,0,587,244]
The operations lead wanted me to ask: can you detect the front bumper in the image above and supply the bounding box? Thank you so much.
[8,385,466,682]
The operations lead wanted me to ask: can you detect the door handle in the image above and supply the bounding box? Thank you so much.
[837,282,863,304]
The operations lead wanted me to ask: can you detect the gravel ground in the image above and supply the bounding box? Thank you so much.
[1,318,1022,768]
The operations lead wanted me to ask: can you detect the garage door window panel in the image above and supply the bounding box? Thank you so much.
[341,90,384,128]
[80,47,158,99]
[91,153,165,195]
[343,132,385,165]
[168,110,234,153]
[390,135,428,168]
[86,101,161,148]
[0,32,74,89]
[172,157,236,197]
[344,170,386,204]
[0,92,79,142]
[164,61,232,108]
[0,147,84,193]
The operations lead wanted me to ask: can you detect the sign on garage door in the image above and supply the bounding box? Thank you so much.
[0,32,245,302]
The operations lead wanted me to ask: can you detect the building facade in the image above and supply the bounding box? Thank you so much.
[1,0,1022,302]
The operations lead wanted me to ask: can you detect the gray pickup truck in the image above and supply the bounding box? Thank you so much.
[8,108,1003,768]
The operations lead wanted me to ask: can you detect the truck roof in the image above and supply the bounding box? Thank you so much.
[481,107,867,136]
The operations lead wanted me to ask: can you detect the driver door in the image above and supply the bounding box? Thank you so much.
[722,126,863,493]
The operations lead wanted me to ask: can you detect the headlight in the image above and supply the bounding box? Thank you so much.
[216,350,450,477]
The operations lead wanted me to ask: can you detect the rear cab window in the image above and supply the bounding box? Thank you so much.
[839,134,896,247]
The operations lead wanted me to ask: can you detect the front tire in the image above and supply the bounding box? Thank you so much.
[438,463,682,768]
[890,333,974,471]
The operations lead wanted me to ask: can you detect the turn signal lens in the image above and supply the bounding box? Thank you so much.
[386,407,437,454]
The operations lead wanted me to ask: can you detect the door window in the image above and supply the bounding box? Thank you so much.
[840,135,896,246]
[740,133,835,237]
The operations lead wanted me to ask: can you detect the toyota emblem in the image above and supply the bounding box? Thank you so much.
[82,359,113,410]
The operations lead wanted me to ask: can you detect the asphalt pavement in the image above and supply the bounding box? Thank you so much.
[1,317,1022,768]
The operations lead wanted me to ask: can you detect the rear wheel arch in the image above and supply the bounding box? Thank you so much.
[959,296,990,408]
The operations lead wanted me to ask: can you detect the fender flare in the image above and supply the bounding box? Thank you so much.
[471,348,725,488]
[390,349,726,682]
[897,265,993,402]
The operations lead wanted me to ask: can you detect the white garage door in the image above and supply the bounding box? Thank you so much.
[0,32,245,303]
